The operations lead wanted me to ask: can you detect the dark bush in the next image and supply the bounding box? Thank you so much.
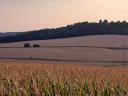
[24,43,31,48]
[33,44,40,47]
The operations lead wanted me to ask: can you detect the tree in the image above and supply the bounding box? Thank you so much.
[103,19,108,24]
[33,44,40,47]
[24,43,31,48]
[99,19,102,23]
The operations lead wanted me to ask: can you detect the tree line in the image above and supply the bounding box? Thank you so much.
[0,20,128,43]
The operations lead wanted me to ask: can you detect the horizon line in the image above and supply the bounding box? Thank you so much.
[1,19,128,33]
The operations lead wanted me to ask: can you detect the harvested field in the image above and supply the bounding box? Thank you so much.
[0,35,128,66]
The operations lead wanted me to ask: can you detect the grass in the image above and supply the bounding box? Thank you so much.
[0,63,128,96]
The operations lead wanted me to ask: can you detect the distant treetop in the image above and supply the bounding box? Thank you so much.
[0,19,128,43]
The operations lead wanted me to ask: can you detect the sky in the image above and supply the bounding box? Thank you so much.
[0,0,128,32]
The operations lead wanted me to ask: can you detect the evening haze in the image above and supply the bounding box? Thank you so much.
[0,0,128,32]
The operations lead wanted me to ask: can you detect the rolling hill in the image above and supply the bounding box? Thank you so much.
[0,35,126,47]
[0,32,18,37]
[0,35,127,66]
[0,20,128,43]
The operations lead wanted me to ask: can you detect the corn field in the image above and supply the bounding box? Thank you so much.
[0,63,128,96]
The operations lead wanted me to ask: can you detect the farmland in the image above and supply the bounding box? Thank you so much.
[0,35,128,95]
[0,35,128,66]
[0,62,128,95]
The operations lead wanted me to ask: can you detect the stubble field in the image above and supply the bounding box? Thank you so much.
[0,35,128,95]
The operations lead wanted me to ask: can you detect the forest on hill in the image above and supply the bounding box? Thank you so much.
[0,20,128,43]
[0,32,19,37]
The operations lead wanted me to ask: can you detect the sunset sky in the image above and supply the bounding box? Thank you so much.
[0,0,128,32]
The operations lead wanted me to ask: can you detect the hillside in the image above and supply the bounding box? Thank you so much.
[0,35,126,47]
[0,35,127,66]
[0,20,128,43]
[0,32,18,37]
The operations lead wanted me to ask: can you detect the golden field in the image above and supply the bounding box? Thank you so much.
[0,60,127,96]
